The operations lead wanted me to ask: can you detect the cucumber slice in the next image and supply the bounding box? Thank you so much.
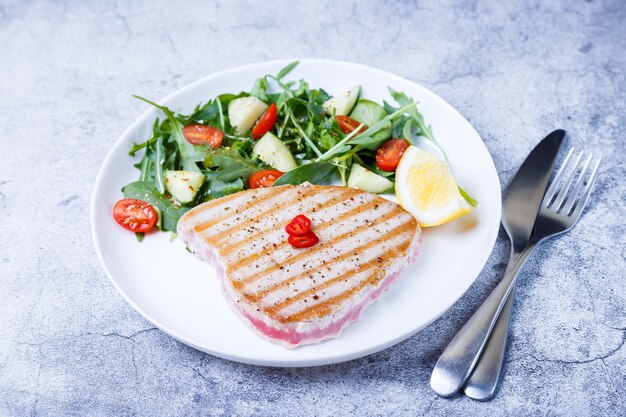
[164,170,206,204]
[228,96,268,135]
[347,164,393,194]
[350,99,392,142]
[323,85,360,116]
[252,132,298,171]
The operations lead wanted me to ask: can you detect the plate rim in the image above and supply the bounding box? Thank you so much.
[91,58,502,367]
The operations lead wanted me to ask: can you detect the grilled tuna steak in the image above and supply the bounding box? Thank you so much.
[177,183,421,348]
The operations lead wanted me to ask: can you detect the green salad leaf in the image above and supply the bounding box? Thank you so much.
[133,95,206,171]
[122,181,190,232]
[204,148,259,182]
[272,162,335,186]
[201,173,245,200]
[276,61,300,81]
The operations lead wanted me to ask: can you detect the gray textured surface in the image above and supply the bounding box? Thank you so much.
[1,0,625,415]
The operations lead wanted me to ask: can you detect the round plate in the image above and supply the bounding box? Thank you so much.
[91,59,501,367]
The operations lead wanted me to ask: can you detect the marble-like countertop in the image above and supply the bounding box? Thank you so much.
[1,1,624,415]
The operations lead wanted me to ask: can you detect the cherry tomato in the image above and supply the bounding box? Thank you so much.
[285,214,312,236]
[288,230,319,248]
[249,169,284,189]
[335,115,367,135]
[251,103,278,140]
[375,138,410,172]
[113,199,158,233]
[182,123,224,147]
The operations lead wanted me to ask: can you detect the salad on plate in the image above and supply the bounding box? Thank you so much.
[112,61,476,239]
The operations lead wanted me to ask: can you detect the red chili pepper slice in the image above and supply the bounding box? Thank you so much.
[285,214,312,236]
[288,230,319,248]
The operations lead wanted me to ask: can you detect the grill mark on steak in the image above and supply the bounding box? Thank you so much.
[212,189,354,250]
[262,244,399,317]
[284,239,412,322]
[231,206,408,288]
[223,195,384,271]
[235,218,413,301]
[193,186,286,233]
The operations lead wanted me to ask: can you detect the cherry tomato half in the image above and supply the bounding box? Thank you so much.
[249,169,284,189]
[288,230,319,248]
[113,199,158,233]
[182,123,224,147]
[251,103,278,140]
[375,138,410,172]
[285,214,312,236]
[335,115,367,135]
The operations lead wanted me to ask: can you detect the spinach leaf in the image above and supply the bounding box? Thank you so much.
[161,204,191,231]
[273,162,335,186]
[202,173,245,200]
[204,148,258,181]
[122,181,190,232]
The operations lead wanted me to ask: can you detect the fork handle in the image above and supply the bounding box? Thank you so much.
[430,239,539,397]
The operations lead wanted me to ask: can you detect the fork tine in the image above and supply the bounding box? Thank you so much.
[569,157,601,219]
[544,148,574,205]
[551,151,584,210]
[562,153,593,215]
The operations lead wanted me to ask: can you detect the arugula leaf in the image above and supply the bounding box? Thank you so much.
[318,102,418,160]
[154,136,165,194]
[401,119,415,145]
[273,162,335,186]
[129,119,161,156]
[276,61,299,80]
[186,100,220,123]
[459,186,478,207]
[389,88,440,147]
[250,77,270,102]
[388,88,477,206]
[204,148,258,181]
[133,96,206,172]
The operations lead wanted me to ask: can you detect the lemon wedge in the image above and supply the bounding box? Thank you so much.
[395,146,471,227]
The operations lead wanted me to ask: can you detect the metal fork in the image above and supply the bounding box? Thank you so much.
[431,148,601,397]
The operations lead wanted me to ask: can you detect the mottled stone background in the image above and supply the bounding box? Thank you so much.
[0,0,624,416]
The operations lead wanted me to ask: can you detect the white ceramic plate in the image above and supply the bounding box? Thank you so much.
[91,59,501,367]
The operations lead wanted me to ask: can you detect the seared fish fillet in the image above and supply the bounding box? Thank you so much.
[177,183,421,348]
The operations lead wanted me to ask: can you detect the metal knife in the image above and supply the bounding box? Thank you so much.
[430,130,566,397]
[463,129,566,400]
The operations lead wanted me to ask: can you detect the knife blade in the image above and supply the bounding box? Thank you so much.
[430,129,566,397]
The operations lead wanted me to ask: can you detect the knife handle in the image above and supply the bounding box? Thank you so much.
[463,247,522,400]
[463,286,515,400]
[429,241,538,397]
